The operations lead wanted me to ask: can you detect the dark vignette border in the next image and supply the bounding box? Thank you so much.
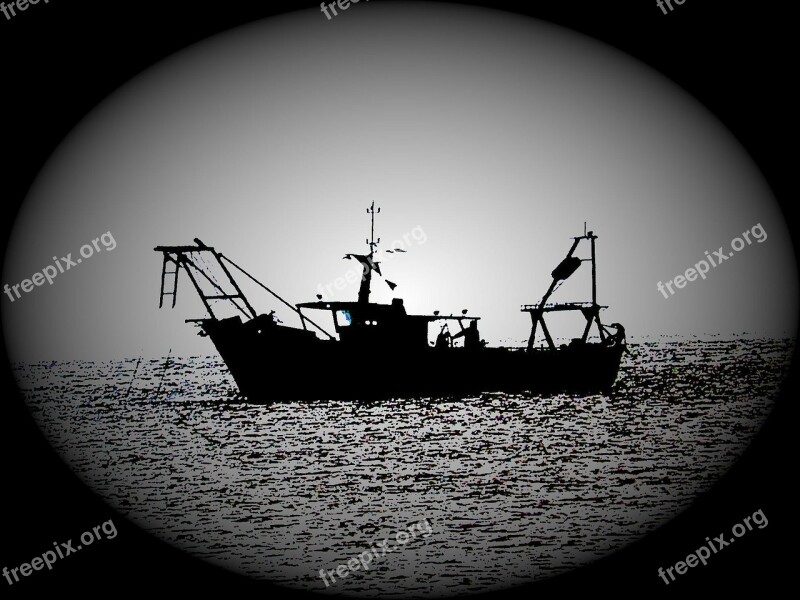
[0,1,795,596]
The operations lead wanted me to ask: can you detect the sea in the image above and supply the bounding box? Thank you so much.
[12,337,793,597]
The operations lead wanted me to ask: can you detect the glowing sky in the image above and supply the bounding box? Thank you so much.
[2,3,796,360]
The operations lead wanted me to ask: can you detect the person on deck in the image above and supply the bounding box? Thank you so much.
[435,325,451,349]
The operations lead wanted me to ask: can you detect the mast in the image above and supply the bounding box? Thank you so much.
[589,230,597,306]
[522,227,606,349]
[368,201,380,255]
[356,202,380,304]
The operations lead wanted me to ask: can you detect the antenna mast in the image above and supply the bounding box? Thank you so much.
[351,202,382,304]
[367,201,381,255]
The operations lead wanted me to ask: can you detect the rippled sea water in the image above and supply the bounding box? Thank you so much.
[13,338,793,597]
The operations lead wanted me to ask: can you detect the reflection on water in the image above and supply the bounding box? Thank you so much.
[14,338,792,597]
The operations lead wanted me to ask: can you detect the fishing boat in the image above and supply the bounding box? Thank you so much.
[154,203,625,401]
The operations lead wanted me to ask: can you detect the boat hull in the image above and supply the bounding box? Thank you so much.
[201,316,626,402]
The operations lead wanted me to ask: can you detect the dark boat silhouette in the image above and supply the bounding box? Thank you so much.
[155,203,626,401]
